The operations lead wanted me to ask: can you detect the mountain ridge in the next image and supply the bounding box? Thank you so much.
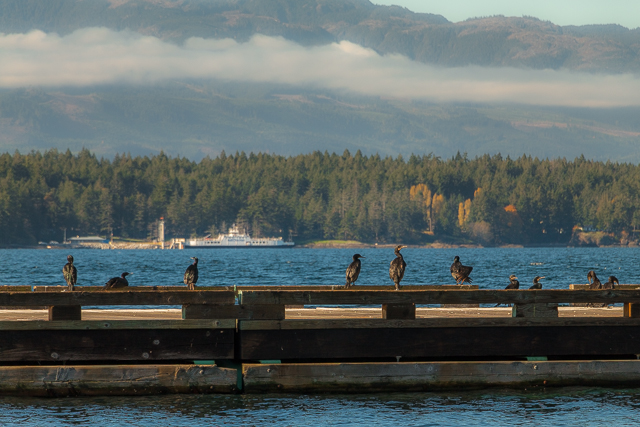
[2,0,639,72]
[0,0,639,160]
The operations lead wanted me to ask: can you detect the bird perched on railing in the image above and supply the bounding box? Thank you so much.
[529,276,545,290]
[184,257,199,290]
[587,270,602,290]
[603,276,619,290]
[104,272,131,290]
[450,256,473,285]
[496,275,520,307]
[62,255,77,291]
[602,276,619,308]
[587,270,605,307]
[505,274,520,290]
[389,245,407,291]
[345,254,364,288]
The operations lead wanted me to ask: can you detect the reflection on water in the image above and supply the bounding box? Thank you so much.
[0,247,639,424]
[2,389,640,426]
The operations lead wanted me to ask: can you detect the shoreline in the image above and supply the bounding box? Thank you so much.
[1,242,637,250]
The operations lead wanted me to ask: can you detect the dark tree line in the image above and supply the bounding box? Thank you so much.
[1,149,639,245]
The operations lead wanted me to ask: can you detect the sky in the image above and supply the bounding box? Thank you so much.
[374,0,640,29]
[1,29,640,108]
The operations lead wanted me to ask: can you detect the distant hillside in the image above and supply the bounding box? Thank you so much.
[1,83,639,161]
[1,0,639,72]
[1,0,639,160]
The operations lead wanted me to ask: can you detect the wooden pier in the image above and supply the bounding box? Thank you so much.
[1,284,640,396]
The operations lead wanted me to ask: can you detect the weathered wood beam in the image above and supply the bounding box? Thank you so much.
[0,328,235,361]
[239,289,640,305]
[183,304,285,320]
[0,286,35,309]
[237,285,477,292]
[0,364,238,396]
[0,319,235,330]
[0,286,31,292]
[513,303,559,318]
[35,285,216,292]
[239,317,640,330]
[0,290,235,307]
[239,323,640,360]
[243,361,640,393]
[570,284,640,290]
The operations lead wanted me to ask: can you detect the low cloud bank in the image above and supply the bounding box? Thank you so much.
[1,28,639,107]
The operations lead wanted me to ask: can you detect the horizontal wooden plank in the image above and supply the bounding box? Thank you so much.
[183,304,285,320]
[0,286,31,292]
[0,328,234,361]
[243,361,640,393]
[513,303,558,318]
[0,364,238,396]
[0,290,235,307]
[28,285,476,294]
[239,324,640,360]
[34,286,212,292]
[237,285,477,292]
[570,284,640,290]
[0,319,235,330]
[240,317,640,330]
[239,289,640,305]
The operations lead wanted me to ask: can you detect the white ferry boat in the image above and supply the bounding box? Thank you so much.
[185,224,294,248]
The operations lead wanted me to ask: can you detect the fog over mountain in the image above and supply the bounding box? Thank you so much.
[0,0,639,161]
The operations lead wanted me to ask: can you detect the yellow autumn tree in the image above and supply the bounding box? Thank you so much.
[410,184,433,232]
[432,193,445,215]
[458,198,472,228]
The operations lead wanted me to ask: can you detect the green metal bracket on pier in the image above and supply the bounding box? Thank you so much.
[193,360,217,365]
[526,357,548,361]
[215,360,244,391]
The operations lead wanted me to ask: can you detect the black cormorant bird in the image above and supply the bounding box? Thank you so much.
[602,276,619,308]
[603,276,619,290]
[389,245,407,291]
[496,274,520,306]
[345,254,364,288]
[587,270,604,307]
[104,272,131,290]
[62,255,77,291]
[505,274,520,290]
[450,256,473,284]
[587,270,602,290]
[184,257,199,290]
[529,276,545,290]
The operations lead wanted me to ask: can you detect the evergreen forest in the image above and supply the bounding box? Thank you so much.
[1,149,639,246]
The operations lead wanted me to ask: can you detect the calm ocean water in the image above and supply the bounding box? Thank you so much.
[0,246,636,289]
[0,247,639,425]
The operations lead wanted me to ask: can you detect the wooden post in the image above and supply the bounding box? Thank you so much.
[624,303,640,318]
[48,305,81,321]
[513,303,558,318]
[382,303,416,320]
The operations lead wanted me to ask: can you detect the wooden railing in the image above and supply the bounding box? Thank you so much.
[238,289,640,305]
[0,285,640,364]
[0,284,639,320]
